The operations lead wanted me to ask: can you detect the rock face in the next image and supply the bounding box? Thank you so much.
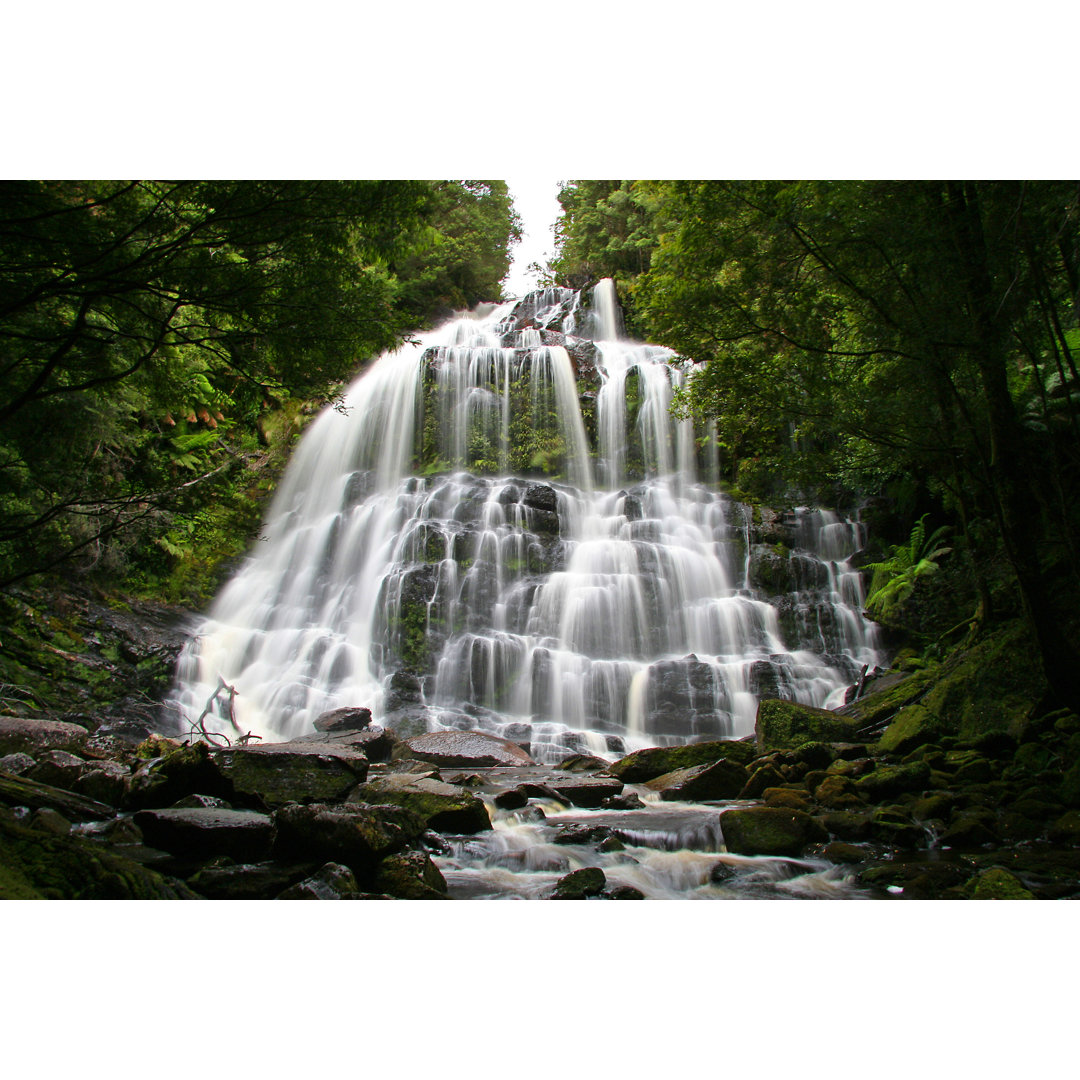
[402,730,535,768]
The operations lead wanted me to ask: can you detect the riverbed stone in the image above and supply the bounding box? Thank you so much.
[644,758,748,802]
[278,862,363,900]
[0,770,116,822]
[125,741,234,810]
[313,707,372,734]
[720,806,827,856]
[373,850,449,899]
[964,867,1036,899]
[854,761,932,801]
[133,807,276,861]
[350,774,491,833]
[28,749,86,790]
[212,741,368,808]
[401,730,535,768]
[550,866,606,899]
[0,717,89,756]
[273,802,426,875]
[608,739,757,783]
[545,775,625,808]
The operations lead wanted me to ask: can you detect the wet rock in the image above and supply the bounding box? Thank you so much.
[940,807,999,848]
[313,707,372,734]
[550,866,606,899]
[816,810,874,840]
[964,867,1036,899]
[552,823,615,846]
[170,793,232,810]
[545,776,625,808]
[402,730,535,768]
[278,862,363,900]
[73,760,130,806]
[854,761,932,801]
[763,787,815,812]
[822,841,867,864]
[188,860,312,900]
[273,802,425,875]
[870,806,924,848]
[556,753,611,773]
[739,763,786,800]
[28,750,86,791]
[0,753,36,776]
[349,774,491,834]
[0,717,89,757]
[756,699,864,752]
[720,806,828,856]
[645,758,748,802]
[212,741,368,808]
[494,788,529,810]
[133,807,276,862]
[601,792,646,810]
[373,850,449,899]
[812,774,863,809]
[604,884,645,899]
[876,704,949,756]
[30,807,72,836]
[609,739,757,783]
[0,770,116,822]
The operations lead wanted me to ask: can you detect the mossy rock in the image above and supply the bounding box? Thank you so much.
[964,867,1036,900]
[0,810,199,899]
[608,739,757,783]
[212,743,367,808]
[755,699,863,753]
[125,742,234,810]
[644,759,748,802]
[373,850,449,900]
[550,866,606,899]
[351,775,491,834]
[720,806,827,856]
[876,705,950,756]
[854,761,932,801]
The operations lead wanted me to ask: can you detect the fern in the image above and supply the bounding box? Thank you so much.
[864,514,952,620]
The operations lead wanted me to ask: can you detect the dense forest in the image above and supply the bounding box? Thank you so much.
[0,180,520,602]
[550,180,1080,713]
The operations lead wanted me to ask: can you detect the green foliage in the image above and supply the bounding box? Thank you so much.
[0,180,521,594]
[864,515,953,621]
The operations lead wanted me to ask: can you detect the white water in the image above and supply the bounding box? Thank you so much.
[170,282,884,758]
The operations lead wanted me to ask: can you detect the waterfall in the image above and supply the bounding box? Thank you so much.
[170,281,885,759]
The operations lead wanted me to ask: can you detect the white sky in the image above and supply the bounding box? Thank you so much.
[503,179,565,298]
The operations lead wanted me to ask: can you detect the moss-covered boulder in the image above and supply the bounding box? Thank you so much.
[272,802,426,876]
[125,741,234,810]
[876,704,950,756]
[212,742,367,809]
[720,806,827,856]
[278,862,364,900]
[0,809,199,899]
[0,770,116,822]
[643,758,748,802]
[756,699,863,752]
[608,739,758,783]
[854,761,932,801]
[133,807,276,861]
[964,867,1036,899]
[349,774,491,833]
[550,866,606,899]
[373,850,449,899]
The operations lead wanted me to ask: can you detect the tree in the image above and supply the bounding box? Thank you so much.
[624,180,1080,710]
[0,180,489,590]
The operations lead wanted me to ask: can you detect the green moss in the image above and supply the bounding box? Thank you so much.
[756,699,864,752]
[609,739,758,783]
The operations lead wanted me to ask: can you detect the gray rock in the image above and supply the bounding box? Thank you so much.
[0,717,89,756]
[313,707,372,734]
[133,807,276,861]
[402,730,535,768]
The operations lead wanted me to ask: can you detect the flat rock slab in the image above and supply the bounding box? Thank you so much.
[352,774,491,834]
[544,776,624,808]
[292,725,392,762]
[0,717,89,756]
[133,807,276,861]
[403,730,535,768]
[213,741,368,808]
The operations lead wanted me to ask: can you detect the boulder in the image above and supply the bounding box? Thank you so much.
[401,730,535,768]
[965,867,1036,900]
[608,739,757,783]
[349,774,491,834]
[373,850,449,900]
[550,866,606,899]
[854,761,932,801]
[73,761,130,806]
[273,802,426,875]
[294,725,393,762]
[212,741,368,808]
[644,759,748,802]
[133,807,276,861]
[278,862,363,900]
[720,806,827,856]
[313,707,372,734]
[0,753,36,776]
[188,861,313,900]
[544,776,625,808]
[876,704,950,756]
[756,699,864,752]
[0,717,89,757]
[27,749,86,791]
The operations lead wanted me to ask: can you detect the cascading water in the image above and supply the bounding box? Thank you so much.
[170,281,884,763]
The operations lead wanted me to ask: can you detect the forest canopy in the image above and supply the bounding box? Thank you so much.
[0,180,520,594]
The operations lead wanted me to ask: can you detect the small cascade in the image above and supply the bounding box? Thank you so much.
[170,280,886,758]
